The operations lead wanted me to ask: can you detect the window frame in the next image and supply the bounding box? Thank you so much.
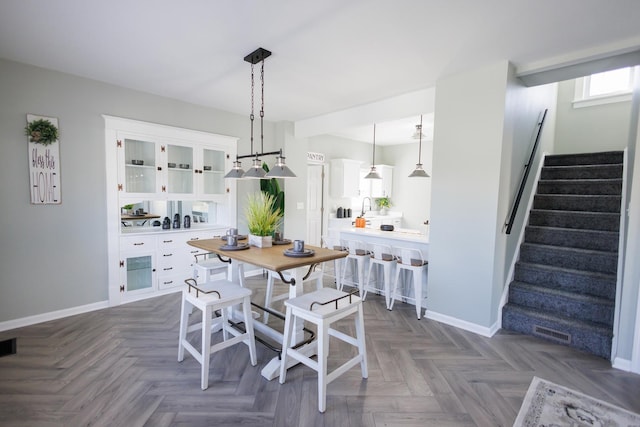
[572,67,634,109]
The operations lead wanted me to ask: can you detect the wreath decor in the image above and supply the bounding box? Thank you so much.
[25,118,59,145]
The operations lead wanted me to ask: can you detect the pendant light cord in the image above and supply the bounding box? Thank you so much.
[260,59,265,155]
[418,115,423,163]
[250,63,255,155]
[372,123,376,165]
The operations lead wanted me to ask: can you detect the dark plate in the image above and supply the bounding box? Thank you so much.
[272,239,292,245]
[220,235,247,241]
[220,243,250,251]
[283,248,315,258]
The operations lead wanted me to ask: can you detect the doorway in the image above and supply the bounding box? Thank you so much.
[306,164,324,246]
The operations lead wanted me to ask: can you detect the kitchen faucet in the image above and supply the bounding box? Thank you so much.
[361,197,372,217]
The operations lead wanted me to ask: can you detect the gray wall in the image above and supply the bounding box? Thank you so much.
[0,58,271,322]
[554,79,632,153]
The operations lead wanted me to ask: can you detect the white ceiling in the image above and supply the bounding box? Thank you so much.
[1,0,640,145]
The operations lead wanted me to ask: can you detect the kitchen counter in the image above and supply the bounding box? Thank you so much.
[341,227,428,244]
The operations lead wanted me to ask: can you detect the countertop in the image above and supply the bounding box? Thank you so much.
[340,227,429,243]
[121,223,228,235]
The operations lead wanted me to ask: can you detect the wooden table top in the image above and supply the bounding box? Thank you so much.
[187,238,347,272]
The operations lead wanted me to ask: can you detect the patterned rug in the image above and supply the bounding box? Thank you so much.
[514,376,640,426]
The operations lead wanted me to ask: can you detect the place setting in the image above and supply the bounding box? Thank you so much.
[283,239,314,257]
[220,228,249,251]
[272,231,291,245]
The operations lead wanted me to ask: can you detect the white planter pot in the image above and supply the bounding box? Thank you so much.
[249,234,272,248]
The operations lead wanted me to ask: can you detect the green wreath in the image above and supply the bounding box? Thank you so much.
[25,119,59,145]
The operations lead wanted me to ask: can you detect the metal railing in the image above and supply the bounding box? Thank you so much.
[505,109,548,235]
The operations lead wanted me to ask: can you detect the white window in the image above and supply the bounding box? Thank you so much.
[573,67,634,108]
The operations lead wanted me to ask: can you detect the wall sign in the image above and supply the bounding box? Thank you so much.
[307,151,325,164]
[26,114,61,204]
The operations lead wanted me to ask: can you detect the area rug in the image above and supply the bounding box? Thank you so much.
[514,376,640,426]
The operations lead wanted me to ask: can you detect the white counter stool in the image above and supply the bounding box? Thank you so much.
[193,253,246,287]
[279,288,368,413]
[390,247,428,319]
[178,278,257,390]
[321,235,347,290]
[364,243,396,308]
[340,239,370,295]
[263,267,324,323]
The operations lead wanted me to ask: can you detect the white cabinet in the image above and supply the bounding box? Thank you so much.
[360,165,393,198]
[330,159,362,198]
[105,115,238,305]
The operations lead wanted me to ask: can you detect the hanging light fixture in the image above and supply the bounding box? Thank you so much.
[225,47,296,179]
[364,123,382,179]
[409,115,430,178]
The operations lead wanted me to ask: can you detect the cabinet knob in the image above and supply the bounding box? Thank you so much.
[157,166,162,171]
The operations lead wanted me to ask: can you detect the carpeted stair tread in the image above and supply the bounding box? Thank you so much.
[502,303,612,358]
[536,178,622,195]
[515,262,616,299]
[520,242,618,274]
[533,194,622,213]
[544,151,623,167]
[541,164,623,180]
[509,281,614,326]
[528,209,620,231]
[525,225,619,252]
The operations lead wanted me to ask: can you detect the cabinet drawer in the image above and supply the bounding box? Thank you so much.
[120,236,156,251]
[157,234,189,248]
[158,273,185,290]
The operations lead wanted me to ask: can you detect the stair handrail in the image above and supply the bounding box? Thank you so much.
[505,108,548,235]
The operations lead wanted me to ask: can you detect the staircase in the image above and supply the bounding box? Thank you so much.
[502,151,623,359]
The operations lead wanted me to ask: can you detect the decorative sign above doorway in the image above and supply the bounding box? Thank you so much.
[307,152,325,164]
[26,114,61,204]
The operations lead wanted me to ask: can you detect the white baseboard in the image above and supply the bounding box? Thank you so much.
[425,310,498,338]
[612,357,633,372]
[0,300,110,333]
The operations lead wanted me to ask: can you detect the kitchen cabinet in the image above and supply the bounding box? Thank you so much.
[330,159,362,198]
[360,165,393,198]
[105,115,238,305]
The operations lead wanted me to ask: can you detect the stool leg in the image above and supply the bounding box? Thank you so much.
[389,266,401,310]
[242,295,258,366]
[201,305,213,390]
[279,306,295,384]
[317,320,330,413]
[340,257,350,291]
[364,261,375,301]
[355,304,368,378]
[334,258,343,290]
[383,263,392,309]
[178,293,190,362]
[357,257,366,296]
[264,272,275,323]
[413,268,423,320]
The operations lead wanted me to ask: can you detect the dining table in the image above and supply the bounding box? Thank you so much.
[187,237,348,380]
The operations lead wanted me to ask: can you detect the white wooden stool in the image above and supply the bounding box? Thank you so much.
[364,243,396,308]
[321,235,347,290]
[263,268,324,323]
[178,279,257,390]
[193,253,246,287]
[390,247,428,319]
[279,288,368,413]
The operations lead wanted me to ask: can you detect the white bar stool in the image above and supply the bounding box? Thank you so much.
[364,243,396,308]
[178,279,257,390]
[279,288,368,413]
[193,253,246,287]
[263,267,324,323]
[340,239,369,295]
[321,235,346,290]
[390,247,428,319]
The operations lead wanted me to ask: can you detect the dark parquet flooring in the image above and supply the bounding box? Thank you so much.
[1,275,639,427]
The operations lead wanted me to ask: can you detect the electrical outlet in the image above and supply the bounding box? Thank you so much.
[297,202,304,210]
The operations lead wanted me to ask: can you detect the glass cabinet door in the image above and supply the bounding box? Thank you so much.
[201,148,226,195]
[124,139,157,194]
[124,254,155,292]
[167,144,194,194]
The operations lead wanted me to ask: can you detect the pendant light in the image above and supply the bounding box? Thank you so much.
[409,115,430,178]
[225,47,296,179]
[364,123,382,179]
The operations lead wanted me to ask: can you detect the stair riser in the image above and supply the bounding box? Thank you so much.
[536,180,622,195]
[509,286,614,326]
[515,263,616,299]
[520,245,618,275]
[502,306,612,359]
[525,227,619,252]
[528,210,619,231]
[544,151,623,167]
[541,165,623,180]
[533,195,621,213]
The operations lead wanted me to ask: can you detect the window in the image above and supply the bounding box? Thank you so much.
[573,67,634,108]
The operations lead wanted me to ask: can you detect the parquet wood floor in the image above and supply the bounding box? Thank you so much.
[1,275,639,426]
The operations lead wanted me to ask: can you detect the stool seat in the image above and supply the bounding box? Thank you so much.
[279,288,368,413]
[178,279,257,390]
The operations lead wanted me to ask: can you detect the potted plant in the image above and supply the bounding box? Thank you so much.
[25,119,59,145]
[245,192,283,248]
[377,197,391,215]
